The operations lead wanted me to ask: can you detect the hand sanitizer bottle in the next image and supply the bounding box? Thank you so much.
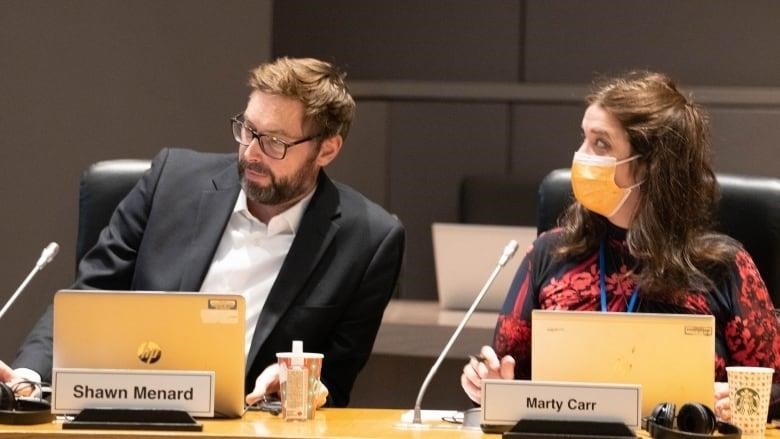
[282,340,308,421]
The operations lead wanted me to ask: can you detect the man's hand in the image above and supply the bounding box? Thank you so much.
[245,363,328,409]
[246,363,281,407]
[0,361,13,382]
[0,360,38,397]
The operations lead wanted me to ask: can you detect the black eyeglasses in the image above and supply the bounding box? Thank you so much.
[230,113,320,160]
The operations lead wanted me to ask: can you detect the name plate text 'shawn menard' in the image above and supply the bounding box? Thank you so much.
[52,368,215,417]
[481,379,641,429]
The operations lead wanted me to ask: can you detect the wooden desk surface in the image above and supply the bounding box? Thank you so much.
[1,409,778,439]
[0,408,489,439]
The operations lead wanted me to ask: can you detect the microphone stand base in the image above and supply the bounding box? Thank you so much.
[462,407,482,429]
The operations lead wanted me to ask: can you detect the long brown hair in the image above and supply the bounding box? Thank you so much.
[557,71,739,298]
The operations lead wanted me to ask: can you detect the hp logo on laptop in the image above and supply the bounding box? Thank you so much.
[137,341,162,364]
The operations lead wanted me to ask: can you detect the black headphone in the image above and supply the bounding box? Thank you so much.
[0,381,54,425]
[642,402,741,439]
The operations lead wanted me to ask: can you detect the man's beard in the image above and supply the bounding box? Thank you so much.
[238,153,319,206]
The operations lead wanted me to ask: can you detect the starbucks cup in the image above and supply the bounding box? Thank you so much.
[726,366,774,436]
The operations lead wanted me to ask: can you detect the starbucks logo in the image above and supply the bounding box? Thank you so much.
[734,387,761,416]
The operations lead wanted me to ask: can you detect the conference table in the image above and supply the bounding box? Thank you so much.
[0,408,778,439]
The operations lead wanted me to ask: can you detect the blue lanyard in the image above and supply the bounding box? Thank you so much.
[599,240,639,313]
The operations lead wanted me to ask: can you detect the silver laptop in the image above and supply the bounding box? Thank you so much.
[52,289,246,417]
[532,310,715,417]
[432,222,536,311]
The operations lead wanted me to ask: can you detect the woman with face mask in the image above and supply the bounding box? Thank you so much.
[460,71,779,421]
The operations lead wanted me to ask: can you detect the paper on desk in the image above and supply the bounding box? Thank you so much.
[394,409,467,430]
[399,409,461,423]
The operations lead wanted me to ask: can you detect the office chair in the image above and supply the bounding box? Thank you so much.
[76,159,152,269]
[537,169,780,307]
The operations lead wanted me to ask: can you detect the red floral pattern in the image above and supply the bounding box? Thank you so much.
[718,252,779,378]
[492,228,779,416]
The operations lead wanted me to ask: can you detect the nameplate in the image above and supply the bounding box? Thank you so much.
[481,379,641,429]
[52,368,215,417]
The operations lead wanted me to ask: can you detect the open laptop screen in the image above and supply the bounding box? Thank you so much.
[531,310,715,417]
[52,289,246,417]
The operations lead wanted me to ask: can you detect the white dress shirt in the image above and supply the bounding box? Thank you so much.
[13,190,315,387]
[199,189,314,356]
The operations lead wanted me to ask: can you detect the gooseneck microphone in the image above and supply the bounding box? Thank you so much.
[412,239,519,425]
[0,242,60,321]
[0,242,58,426]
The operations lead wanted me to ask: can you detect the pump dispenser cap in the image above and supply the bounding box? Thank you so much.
[291,340,304,367]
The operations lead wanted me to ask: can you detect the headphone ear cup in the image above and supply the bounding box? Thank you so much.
[650,402,676,428]
[677,403,716,434]
[14,397,51,411]
[0,383,54,425]
[0,383,15,411]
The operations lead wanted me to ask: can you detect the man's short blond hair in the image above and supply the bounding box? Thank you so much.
[249,57,356,140]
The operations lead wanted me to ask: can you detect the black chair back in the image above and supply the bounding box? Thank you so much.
[76,159,151,269]
[537,169,780,307]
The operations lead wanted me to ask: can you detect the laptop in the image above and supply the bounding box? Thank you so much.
[531,310,715,417]
[432,222,537,311]
[52,290,246,418]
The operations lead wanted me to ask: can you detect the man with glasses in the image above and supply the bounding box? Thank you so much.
[1,57,405,410]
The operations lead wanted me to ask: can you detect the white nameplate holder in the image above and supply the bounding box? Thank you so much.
[481,379,641,429]
[52,368,215,417]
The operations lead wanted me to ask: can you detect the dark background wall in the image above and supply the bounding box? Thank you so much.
[0,0,273,361]
[1,0,779,381]
[274,0,780,303]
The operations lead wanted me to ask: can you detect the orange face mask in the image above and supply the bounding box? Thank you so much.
[571,151,642,218]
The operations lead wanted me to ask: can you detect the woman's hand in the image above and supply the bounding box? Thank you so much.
[713,381,731,421]
[460,345,516,404]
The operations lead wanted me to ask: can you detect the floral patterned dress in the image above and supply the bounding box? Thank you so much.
[493,224,779,418]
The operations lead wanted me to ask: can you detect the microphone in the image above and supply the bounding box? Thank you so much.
[0,242,60,321]
[412,239,519,425]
